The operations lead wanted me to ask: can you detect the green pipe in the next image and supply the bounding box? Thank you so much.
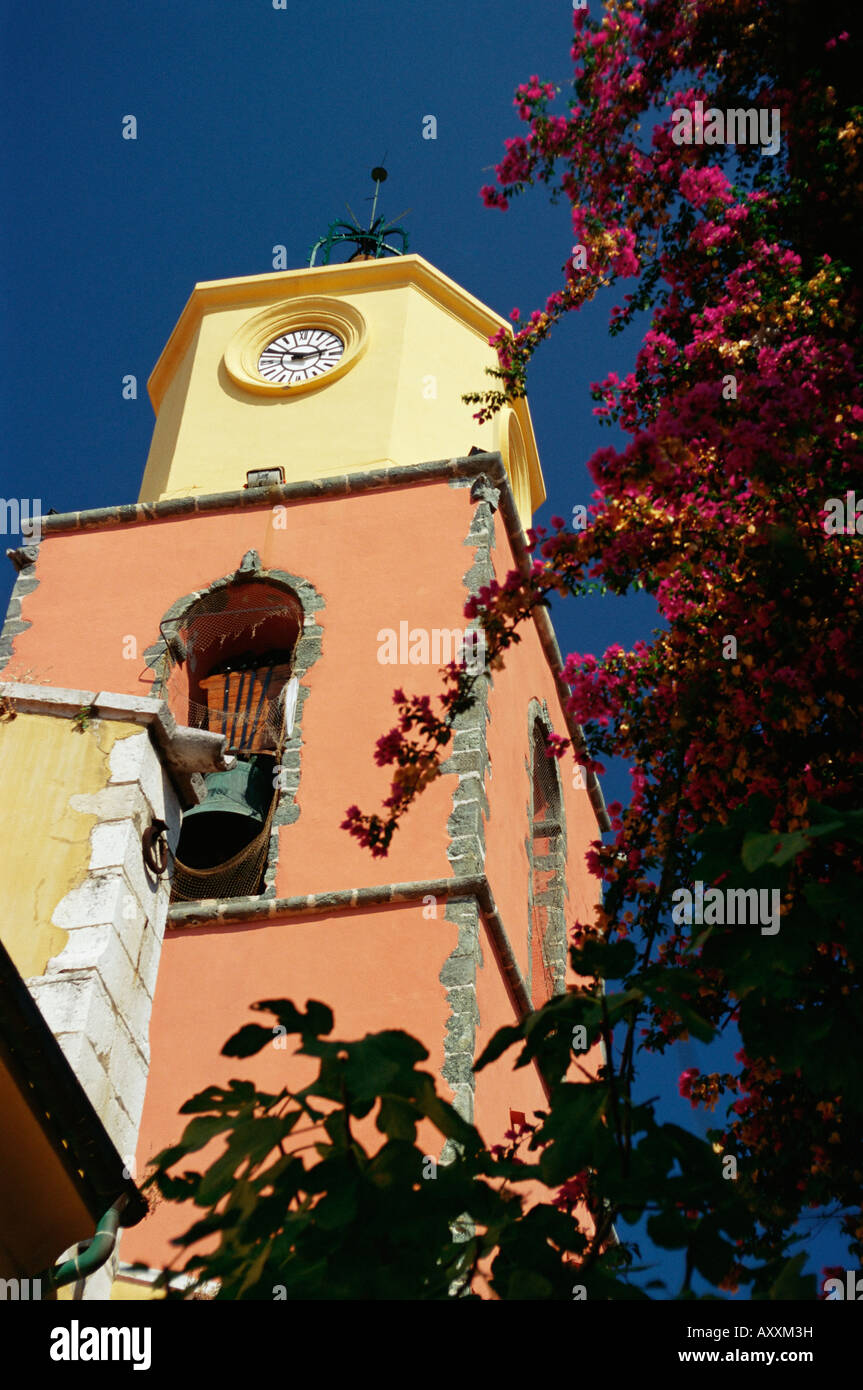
[37,1194,128,1297]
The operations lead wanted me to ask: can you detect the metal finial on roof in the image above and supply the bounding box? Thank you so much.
[308,167,410,267]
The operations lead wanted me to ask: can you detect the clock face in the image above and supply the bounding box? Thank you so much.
[257,328,345,386]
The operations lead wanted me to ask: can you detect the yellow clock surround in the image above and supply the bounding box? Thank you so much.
[224,296,368,397]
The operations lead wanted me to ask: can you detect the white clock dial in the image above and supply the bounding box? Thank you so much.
[257,328,345,386]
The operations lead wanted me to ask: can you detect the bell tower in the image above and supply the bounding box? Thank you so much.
[0,178,607,1297]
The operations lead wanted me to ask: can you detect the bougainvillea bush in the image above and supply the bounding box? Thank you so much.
[149,1,862,1298]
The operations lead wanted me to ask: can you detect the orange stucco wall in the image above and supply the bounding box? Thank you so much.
[121,903,460,1269]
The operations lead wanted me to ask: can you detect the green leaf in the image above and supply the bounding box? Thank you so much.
[804,873,860,921]
[178,1080,259,1114]
[538,1083,607,1185]
[474,1023,524,1073]
[690,1225,740,1286]
[221,1024,279,1058]
[646,1208,690,1250]
[766,1252,815,1301]
[177,1114,240,1153]
[637,970,715,1043]
[312,1178,360,1231]
[252,999,335,1037]
[502,1269,555,1299]
[741,829,809,871]
[602,987,644,1024]
[419,1085,481,1151]
[571,939,638,980]
[340,1030,429,1103]
[377,1095,419,1142]
[196,1117,293,1206]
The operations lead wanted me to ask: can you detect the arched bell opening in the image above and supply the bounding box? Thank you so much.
[163,582,304,750]
[164,580,305,900]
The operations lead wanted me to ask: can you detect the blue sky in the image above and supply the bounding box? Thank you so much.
[0,0,844,1294]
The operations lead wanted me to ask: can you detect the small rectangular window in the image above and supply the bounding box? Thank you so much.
[245,468,285,488]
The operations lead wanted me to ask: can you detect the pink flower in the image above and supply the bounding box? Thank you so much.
[679,165,734,209]
[679,1067,699,1100]
[544,732,571,759]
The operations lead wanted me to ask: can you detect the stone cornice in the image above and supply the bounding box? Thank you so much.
[24,455,501,535]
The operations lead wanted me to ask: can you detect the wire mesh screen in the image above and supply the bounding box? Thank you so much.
[170,798,277,903]
[161,589,302,755]
[532,731,563,824]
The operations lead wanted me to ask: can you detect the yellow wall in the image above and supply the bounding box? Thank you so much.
[137,255,545,524]
[0,710,137,980]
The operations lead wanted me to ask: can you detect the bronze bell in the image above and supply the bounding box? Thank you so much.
[177,755,273,871]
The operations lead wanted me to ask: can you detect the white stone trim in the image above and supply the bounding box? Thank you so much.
[0,683,236,1300]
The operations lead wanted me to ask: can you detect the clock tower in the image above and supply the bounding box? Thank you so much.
[0,197,607,1297]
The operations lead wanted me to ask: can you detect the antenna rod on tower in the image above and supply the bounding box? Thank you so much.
[369,165,387,229]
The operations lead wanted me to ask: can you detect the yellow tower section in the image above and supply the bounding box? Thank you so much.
[138,254,545,527]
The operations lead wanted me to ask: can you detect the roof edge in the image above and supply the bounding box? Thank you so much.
[0,936,149,1231]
